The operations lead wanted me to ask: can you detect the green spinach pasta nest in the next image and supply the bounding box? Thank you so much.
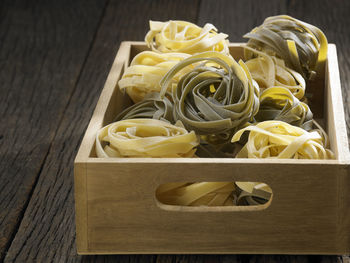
[160,51,260,135]
[244,15,328,80]
[255,86,313,130]
[115,92,174,123]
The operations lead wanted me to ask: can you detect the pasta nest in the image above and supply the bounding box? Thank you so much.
[231,120,334,159]
[244,46,306,99]
[255,86,313,130]
[115,92,174,123]
[244,15,328,80]
[160,51,260,135]
[118,51,191,103]
[96,119,199,158]
[145,20,229,55]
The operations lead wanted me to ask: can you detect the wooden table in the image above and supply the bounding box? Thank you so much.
[1,0,349,262]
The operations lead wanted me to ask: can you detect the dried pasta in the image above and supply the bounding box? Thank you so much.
[244,46,306,99]
[118,51,191,103]
[244,15,328,80]
[255,86,313,130]
[235,182,272,205]
[115,93,174,123]
[160,51,259,135]
[231,120,334,159]
[157,182,235,206]
[145,20,229,55]
[157,181,272,206]
[96,119,199,158]
[95,17,333,207]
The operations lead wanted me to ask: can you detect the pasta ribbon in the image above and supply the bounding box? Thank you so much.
[145,20,229,55]
[96,119,199,158]
[235,182,272,206]
[244,15,328,80]
[255,86,313,130]
[118,51,191,103]
[157,181,273,206]
[231,120,334,159]
[244,46,306,99]
[115,93,174,123]
[157,182,235,206]
[160,51,259,135]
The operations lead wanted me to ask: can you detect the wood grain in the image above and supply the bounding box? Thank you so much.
[3,0,200,262]
[1,0,349,262]
[77,161,347,254]
[156,255,343,263]
[0,0,107,260]
[197,0,287,42]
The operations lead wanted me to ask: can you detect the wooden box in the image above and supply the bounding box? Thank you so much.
[74,42,350,255]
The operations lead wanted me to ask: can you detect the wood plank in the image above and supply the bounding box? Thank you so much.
[0,0,107,260]
[76,161,345,254]
[75,255,157,263]
[197,0,287,42]
[3,0,200,262]
[156,255,341,263]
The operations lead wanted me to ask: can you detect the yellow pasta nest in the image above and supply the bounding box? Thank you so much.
[145,20,229,55]
[244,15,328,80]
[118,51,191,103]
[231,120,334,159]
[244,47,306,99]
[96,119,199,158]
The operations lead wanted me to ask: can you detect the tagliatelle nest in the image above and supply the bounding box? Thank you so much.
[96,119,199,158]
[231,120,334,159]
[145,20,229,55]
[115,93,174,123]
[255,86,313,130]
[118,51,191,103]
[160,51,259,135]
[244,47,306,99]
[244,15,328,80]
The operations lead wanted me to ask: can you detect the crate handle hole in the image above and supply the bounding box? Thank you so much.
[155,181,272,212]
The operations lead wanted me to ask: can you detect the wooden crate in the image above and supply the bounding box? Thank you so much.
[74,42,350,255]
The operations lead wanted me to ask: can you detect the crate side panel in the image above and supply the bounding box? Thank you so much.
[337,165,350,253]
[85,162,342,254]
[74,162,88,253]
[326,45,350,162]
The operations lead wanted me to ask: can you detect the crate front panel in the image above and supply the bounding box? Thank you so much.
[83,161,347,254]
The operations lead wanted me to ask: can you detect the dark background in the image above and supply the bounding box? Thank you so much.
[1,0,349,262]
